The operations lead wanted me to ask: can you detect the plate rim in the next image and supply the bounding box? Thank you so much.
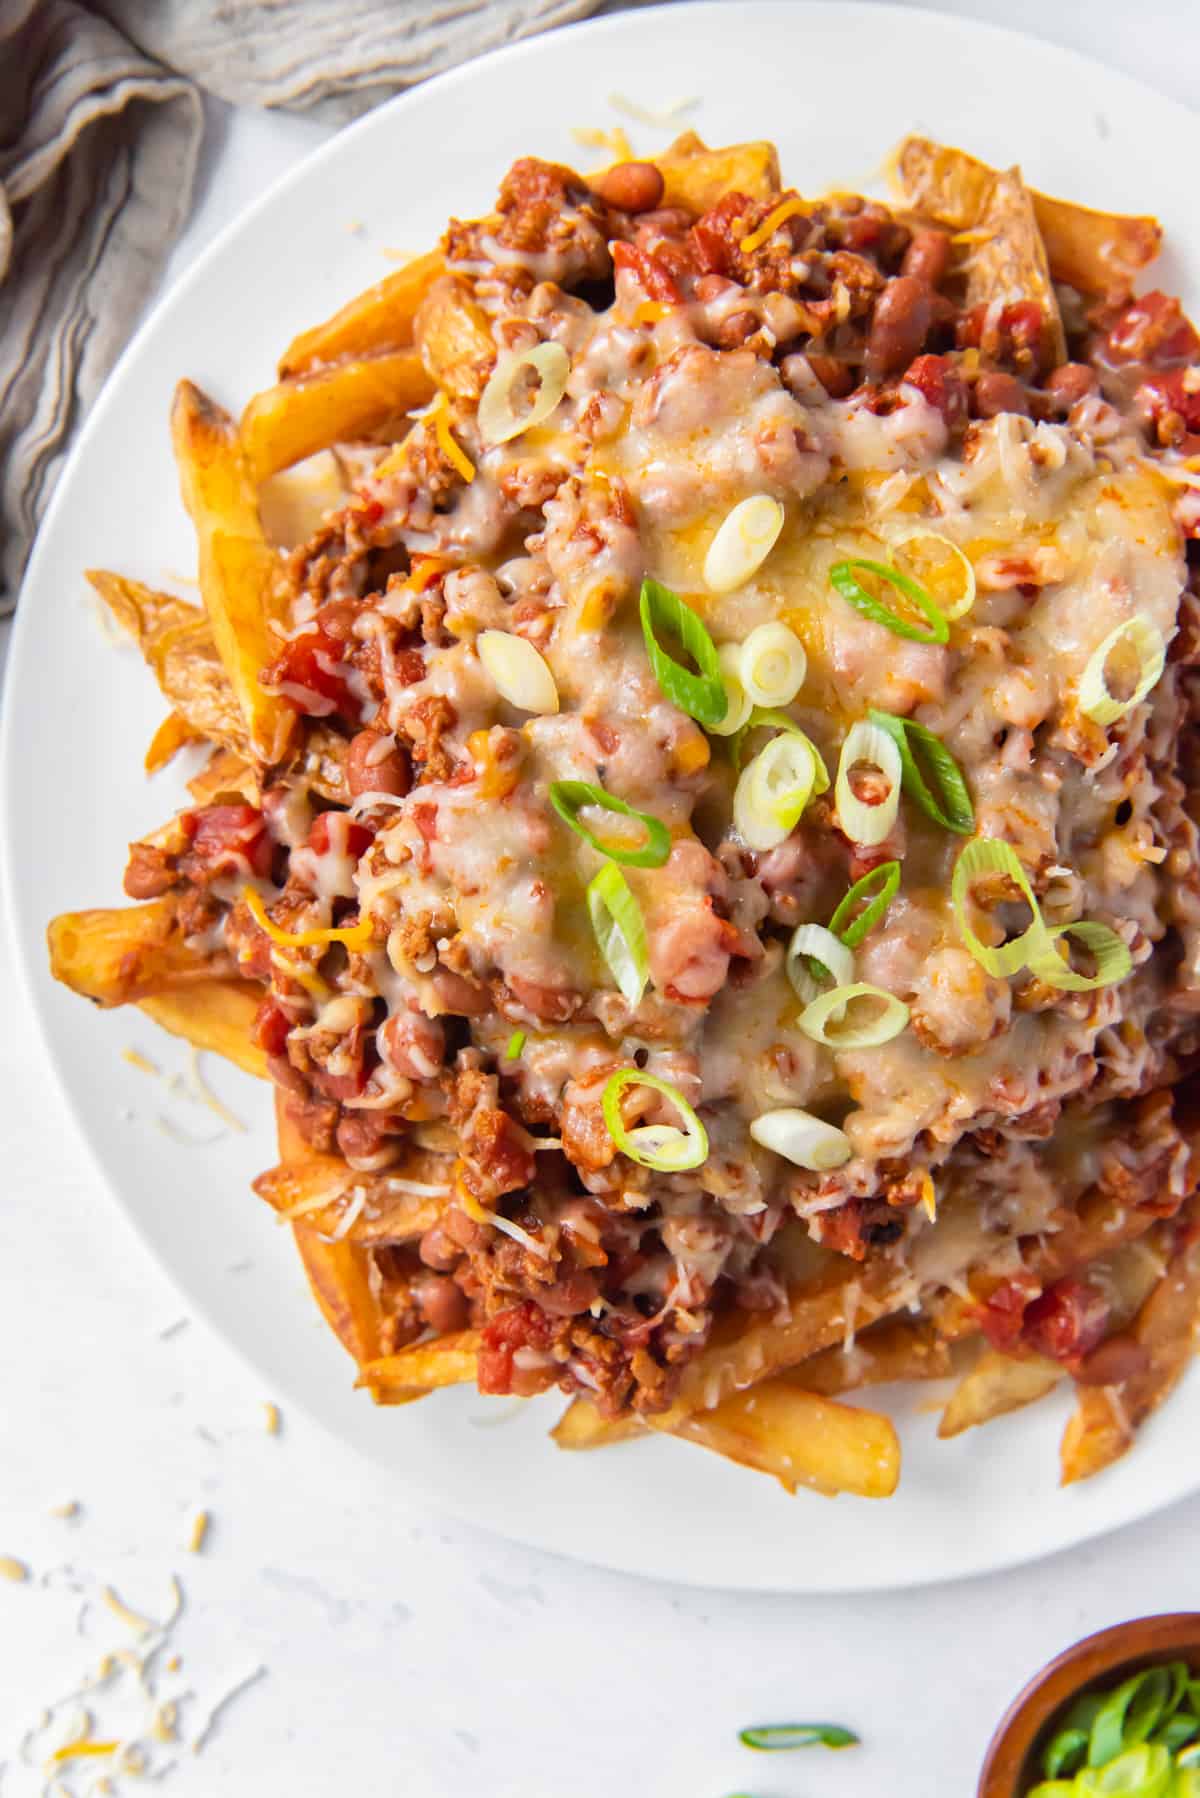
[6,0,1200,1593]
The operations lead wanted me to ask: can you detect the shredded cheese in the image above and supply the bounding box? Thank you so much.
[608,92,697,127]
[430,394,476,484]
[121,1047,159,1076]
[324,1187,367,1243]
[739,197,806,256]
[185,1048,246,1136]
[0,1554,29,1581]
[570,125,634,160]
[187,1512,210,1555]
[242,885,374,953]
[263,1401,281,1435]
[920,1172,937,1223]
[632,300,672,326]
[458,1181,550,1260]
[49,1738,119,1765]
[100,1586,157,1637]
[950,227,995,246]
[191,1666,267,1756]
[50,1501,81,1520]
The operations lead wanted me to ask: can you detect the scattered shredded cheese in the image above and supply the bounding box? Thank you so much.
[739,196,806,256]
[570,125,634,160]
[263,1402,281,1436]
[950,227,995,246]
[191,1666,266,1757]
[242,886,374,953]
[608,92,697,127]
[324,1188,367,1243]
[186,1513,209,1556]
[0,1555,30,1582]
[184,1049,246,1136]
[458,1184,550,1259]
[121,1048,159,1076]
[49,1501,81,1520]
[431,394,476,484]
[920,1172,937,1223]
[100,1587,157,1638]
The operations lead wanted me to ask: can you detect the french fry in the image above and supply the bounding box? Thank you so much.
[47,900,227,1007]
[1060,1223,1200,1485]
[186,744,261,806]
[413,277,496,405]
[963,166,1066,367]
[239,351,434,484]
[137,980,267,1079]
[654,131,781,214]
[672,1383,900,1498]
[87,568,248,758]
[278,250,444,378]
[551,1401,646,1451]
[939,1348,1063,1440]
[358,1331,481,1404]
[171,381,295,765]
[293,1224,388,1368]
[786,1317,952,1397]
[253,1149,448,1245]
[893,135,1161,295]
[144,712,202,774]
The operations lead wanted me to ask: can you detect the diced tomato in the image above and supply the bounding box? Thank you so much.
[307,812,374,859]
[255,998,292,1058]
[1106,291,1200,366]
[977,1271,1041,1352]
[901,353,968,426]
[477,1301,552,1394]
[1136,368,1200,436]
[263,608,361,721]
[182,803,272,879]
[611,239,682,304]
[1021,1278,1110,1364]
[411,801,438,844]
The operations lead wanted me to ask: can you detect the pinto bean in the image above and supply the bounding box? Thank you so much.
[379,1007,445,1080]
[416,1272,469,1333]
[864,276,933,382]
[901,228,950,286]
[418,1223,462,1273]
[973,370,1030,419]
[1043,362,1097,411]
[592,160,665,215]
[345,729,411,799]
[336,1113,404,1169]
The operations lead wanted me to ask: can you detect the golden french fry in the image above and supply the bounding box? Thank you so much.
[1060,1224,1200,1485]
[293,1224,388,1368]
[239,351,434,485]
[938,1348,1063,1440]
[671,1383,900,1498]
[964,167,1066,366]
[653,1262,905,1429]
[144,712,202,774]
[171,381,295,764]
[358,1331,481,1403]
[47,899,226,1007]
[551,1400,646,1451]
[653,132,780,214]
[787,1317,952,1398]
[186,743,261,806]
[136,980,267,1079]
[414,276,495,405]
[87,568,248,757]
[278,250,444,378]
[893,135,1161,295]
[253,1151,447,1245]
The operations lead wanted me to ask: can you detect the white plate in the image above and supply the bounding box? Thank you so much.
[6,1,1200,1593]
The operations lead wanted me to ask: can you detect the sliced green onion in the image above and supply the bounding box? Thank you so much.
[1077,1742,1173,1797]
[548,779,671,868]
[829,558,949,645]
[827,861,901,948]
[601,1068,708,1171]
[1157,1712,1199,1752]
[738,1723,859,1752]
[639,579,727,728]
[732,708,831,778]
[1079,615,1166,726]
[749,1108,852,1171]
[711,643,754,737]
[891,529,977,621]
[786,924,854,1003]
[798,983,910,1049]
[738,621,807,707]
[1044,1727,1090,1780]
[1091,1670,1172,1767]
[1026,1784,1078,1797]
[952,837,1049,977]
[868,708,974,836]
[586,864,650,1007]
[704,495,785,593]
[734,729,825,851]
[1025,920,1132,993]
[835,719,902,847]
[504,1031,526,1060]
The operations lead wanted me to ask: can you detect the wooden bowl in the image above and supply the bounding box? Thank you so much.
[978,1614,1200,1796]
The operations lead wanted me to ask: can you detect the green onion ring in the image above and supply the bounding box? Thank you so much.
[639,578,728,729]
[827,861,901,947]
[601,1067,708,1172]
[739,1723,860,1752]
[868,708,974,835]
[504,1030,526,1060]
[586,864,650,1007]
[952,838,1050,978]
[829,558,949,645]
[549,779,671,868]
[1025,920,1133,993]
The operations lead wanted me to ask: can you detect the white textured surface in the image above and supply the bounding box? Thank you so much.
[2,6,1199,1791]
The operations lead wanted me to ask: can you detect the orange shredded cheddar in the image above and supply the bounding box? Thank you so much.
[242,887,374,954]
[739,196,806,256]
[433,396,476,484]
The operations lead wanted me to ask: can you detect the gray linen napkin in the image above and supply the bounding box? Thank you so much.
[0,0,601,614]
